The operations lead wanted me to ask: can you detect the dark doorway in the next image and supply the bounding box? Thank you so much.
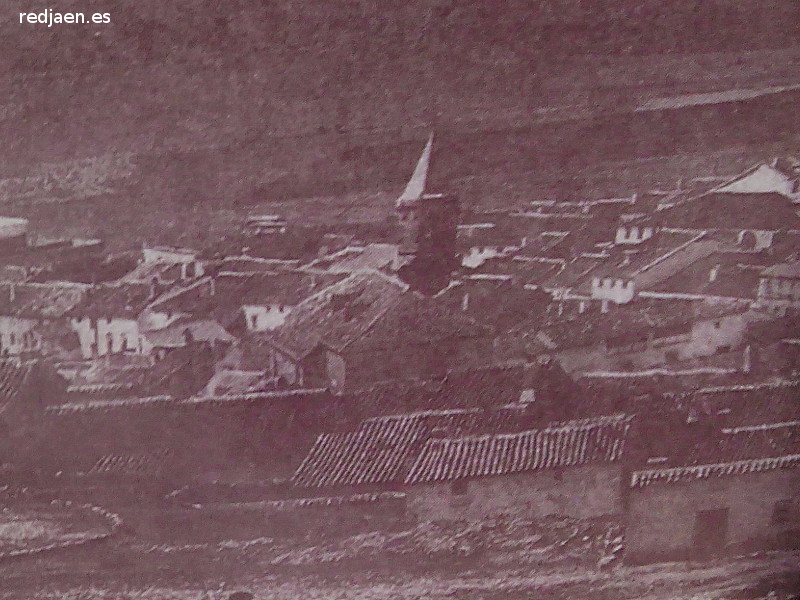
[692,507,729,558]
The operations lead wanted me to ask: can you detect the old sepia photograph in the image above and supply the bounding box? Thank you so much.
[1,2,799,598]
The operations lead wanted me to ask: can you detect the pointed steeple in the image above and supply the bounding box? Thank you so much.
[396,132,434,208]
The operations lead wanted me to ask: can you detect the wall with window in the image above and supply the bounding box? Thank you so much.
[615,226,654,245]
[405,463,622,522]
[70,317,142,358]
[0,316,38,355]
[591,277,635,304]
[243,304,292,332]
[625,466,800,564]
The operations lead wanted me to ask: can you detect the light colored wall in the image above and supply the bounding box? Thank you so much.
[625,467,800,563]
[71,317,142,358]
[243,304,292,332]
[0,316,38,355]
[737,229,774,250]
[615,226,654,245]
[591,277,635,304]
[758,276,800,309]
[139,309,185,332]
[685,313,746,359]
[142,248,195,264]
[326,350,346,391]
[406,463,622,522]
[555,312,752,374]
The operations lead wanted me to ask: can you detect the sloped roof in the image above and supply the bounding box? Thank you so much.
[715,163,797,197]
[118,260,185,284]
[268,270,407,359]
[270,270,490,359]
[0,359,34,413]
[405,414,632,484]
[200,369,269,397]
[88,449,172,476]
[632,239,722,290]
[630,454,800,489]
[0,282,88,318]
[292,406,536,488]
[292,413,429,488]
[761,262,800,279]
[304,244,398,274]
[655,163,800,231]
[141,318,234,349]
[69,282,153,319]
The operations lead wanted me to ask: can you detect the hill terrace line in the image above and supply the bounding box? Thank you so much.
[0,134,799,566]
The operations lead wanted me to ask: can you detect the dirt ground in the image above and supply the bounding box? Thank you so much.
[0,512,797,600]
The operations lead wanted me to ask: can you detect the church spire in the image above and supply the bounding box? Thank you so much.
[396,132,434,208]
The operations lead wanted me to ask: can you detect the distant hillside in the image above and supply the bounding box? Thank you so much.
[3,1,799,76]
[2,1,799,249]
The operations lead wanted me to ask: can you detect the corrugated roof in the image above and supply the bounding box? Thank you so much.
[405,413,632,484]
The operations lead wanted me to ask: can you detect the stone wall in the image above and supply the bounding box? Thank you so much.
[625,467,800,564]
[406,463,623,522]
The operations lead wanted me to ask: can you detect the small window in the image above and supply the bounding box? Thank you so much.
[451,479,468,496]
[125,335,137,351]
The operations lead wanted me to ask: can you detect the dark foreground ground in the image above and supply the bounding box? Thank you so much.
[1,505,798,600]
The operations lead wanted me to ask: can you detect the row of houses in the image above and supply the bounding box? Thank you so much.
[290,400,800,563]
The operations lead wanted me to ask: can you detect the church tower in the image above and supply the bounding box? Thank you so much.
[395,133,460,294]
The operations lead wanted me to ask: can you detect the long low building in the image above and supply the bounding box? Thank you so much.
[625,420,800,564]
[292,409,633,522]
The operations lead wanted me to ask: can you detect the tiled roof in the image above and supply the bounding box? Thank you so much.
[655,189,800,231]
[405,414,632,484]
[304,244,399,274]
[710,421,800,463]
[762,262,800,279]
[0,282,88,318]
[267,270,490,359]
[118,260,185,284]
[87,449,172,475]
[69,282,153,319]
[0,359,33,411]
[291,414,426,488]
[291,406,535,488]
[200,369,269,397]
[630,454,800,489]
